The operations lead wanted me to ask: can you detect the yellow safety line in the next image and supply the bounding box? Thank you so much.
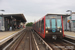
[0,31,19,40]
[0,29,23,40]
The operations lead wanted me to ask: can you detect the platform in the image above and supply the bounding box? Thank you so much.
[0,28,25,46]
[64,31,75,40]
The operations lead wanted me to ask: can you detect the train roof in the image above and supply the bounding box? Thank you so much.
[33,16,45,24]
[33,13,70,24]
[45,13,70,17]
[0,13,27,22]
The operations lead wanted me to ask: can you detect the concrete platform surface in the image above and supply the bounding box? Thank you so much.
[0,31,18,40]
[0,29,25,46]
[64,31,75,40]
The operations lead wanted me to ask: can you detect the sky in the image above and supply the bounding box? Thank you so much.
[0,0,75,22]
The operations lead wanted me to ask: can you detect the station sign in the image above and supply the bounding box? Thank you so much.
[51,17,56,18]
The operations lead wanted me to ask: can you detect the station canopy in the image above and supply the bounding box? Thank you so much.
[0,13,27,22]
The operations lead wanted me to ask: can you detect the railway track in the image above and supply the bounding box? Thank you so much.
[33,30,75,50]
[32,30,53,50]
[3,27,75,50]
[44,37,75,50]
[45,39,75,50]
[4,27,53,50]
[4,29,26,50]
[3,27,39,50]
[4,28,33,50]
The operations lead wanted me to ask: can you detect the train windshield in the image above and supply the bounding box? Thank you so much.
[57,19,62,28]
[46,18,62,29]
[51,19,56,29]
[46,19,50,29]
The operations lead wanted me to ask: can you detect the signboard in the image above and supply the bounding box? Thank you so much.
[72,21,75,22]
[51,17,56,18]
[67,20,70,23]
[70,16,72,19]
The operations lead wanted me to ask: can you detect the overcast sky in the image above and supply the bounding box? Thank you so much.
[0,0,75,22]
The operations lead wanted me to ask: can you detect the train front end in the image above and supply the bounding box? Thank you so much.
[45,15,64,40]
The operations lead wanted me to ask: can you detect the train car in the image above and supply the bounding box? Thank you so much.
[33,14,64,40]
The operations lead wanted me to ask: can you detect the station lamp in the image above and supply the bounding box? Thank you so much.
[0,10,5,12]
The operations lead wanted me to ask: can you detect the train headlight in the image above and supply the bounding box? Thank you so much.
[46,30,48,33]
[60,30,62,33]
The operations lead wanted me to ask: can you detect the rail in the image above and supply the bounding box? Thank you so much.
[32,30,53,50]
[31,30,39,50]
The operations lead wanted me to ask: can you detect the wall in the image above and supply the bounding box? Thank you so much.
[0,17,5,31]
[0,17,2,30]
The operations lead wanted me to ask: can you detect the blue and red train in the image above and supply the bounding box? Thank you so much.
[33,14,64,39]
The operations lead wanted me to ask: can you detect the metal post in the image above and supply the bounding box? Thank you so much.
[2,14,3,26]
[70,11,72,31]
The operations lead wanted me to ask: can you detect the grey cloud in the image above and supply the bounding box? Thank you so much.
[0,0,75,22]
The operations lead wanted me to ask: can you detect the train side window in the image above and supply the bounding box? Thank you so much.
[42,19,44,28]
[37,22,39,31]
[40,20,42,33]
[36,22,38,30]
[39,21,41,32]
[41,19,44,33]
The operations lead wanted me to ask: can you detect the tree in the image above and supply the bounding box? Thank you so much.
[26,22,33,26]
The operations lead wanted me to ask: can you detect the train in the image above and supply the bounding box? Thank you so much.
[33,14,64,40]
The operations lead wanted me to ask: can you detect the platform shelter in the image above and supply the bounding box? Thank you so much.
[0,13,27,31]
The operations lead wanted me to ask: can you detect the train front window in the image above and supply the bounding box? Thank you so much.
[46,19,50,29]
[51,19,56,29]
[57,19,62,28]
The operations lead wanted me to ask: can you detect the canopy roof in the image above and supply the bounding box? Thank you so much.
[0,13,27,22]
